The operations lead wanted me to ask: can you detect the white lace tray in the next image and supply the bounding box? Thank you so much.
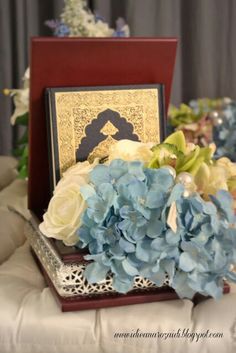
[25,217,169,298]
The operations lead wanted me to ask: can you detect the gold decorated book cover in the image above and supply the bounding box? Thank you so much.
[45,84,165,190]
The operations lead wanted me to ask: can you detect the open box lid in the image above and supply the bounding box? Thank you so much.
[29,37,177,218]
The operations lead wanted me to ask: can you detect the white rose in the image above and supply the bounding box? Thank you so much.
[55,159,99,192]
[39,183,85,245]
[108,139,153,164]
[5,68,30,125]
[39,160,98,246]
[5,87,29,125]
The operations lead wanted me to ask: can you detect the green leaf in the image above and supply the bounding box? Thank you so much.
[164,131,186,153]
[18,164,28,179]
[12,145,25,157]
[22,144,28,157]
[168,103,202,127]
[177,146,200,173]
[15,112,29,126]
[17,145,28,179]
[188,156,205,176]
[198,146,214,162]
[148,143,180,169]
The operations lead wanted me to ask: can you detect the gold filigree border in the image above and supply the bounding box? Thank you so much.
[55,88,160,175]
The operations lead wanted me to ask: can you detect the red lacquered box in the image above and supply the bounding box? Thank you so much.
[26,37,228,312]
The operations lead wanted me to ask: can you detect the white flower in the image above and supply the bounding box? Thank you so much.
[108,139,154,164]
[61,0,114,37]
[23,67,30,88]
[39,183,85,245]
[5,68,30,125]
[55,159,99,192]
[195,162,228,198]
[10,87,29,125]
[216,157,236,178]
[39,159,98,246]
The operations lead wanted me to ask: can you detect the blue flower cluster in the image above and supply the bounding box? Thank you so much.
[214,101,236,161]
[77,160,236,299]
[44,20,71,37]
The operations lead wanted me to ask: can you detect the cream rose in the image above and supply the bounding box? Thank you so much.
[55,159,98,192]
[39,160,98,246]
[195,162,228,199]
[108,139,153,164]
[39,183,86,245]
[216,157,236,178]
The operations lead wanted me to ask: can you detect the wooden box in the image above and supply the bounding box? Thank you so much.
[25,37,200,311]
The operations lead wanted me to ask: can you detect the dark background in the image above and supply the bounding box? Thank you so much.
[0,0,236,155]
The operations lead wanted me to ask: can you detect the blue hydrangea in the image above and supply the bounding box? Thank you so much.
[77,159,236,299]
[172,191,236,298]
[54,23,70,37]
[214,102,236,161]
[45,20,70,37]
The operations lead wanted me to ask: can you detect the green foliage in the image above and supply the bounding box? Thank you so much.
[148,131,213,176]
[15,112,29,126]
[168,98,224,128]
[169,104,201,127]
[13,112,29,179]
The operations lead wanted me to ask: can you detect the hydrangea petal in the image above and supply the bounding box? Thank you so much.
[122,258,139,276]
[136,239,150,262]
[90,164,110,185]
[148,168,174,191]
[109,243,125,259]
[172,272,196,299]
[147,219,164,238]
[146,190,165,208]
[128,161,146,180]
[167,183,184,206]
[210,190,234,222]
[165,229,180,245]
[84,262,109,283]
[161,259,175,282]
[109,159,128,179]
[80,184,96,200]
[179,252,196,272]
[148,269,166,286]
[204,281,223,299]
[112,276,133,293]
[119,237,136,253]
[77,226,92,245]
[111,259,130,280]
[151,237,166,250]
[88,240,104,254]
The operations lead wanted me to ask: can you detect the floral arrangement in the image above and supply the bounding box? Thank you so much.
[213,101,236,160]
[168,97,236,161]
[39,132,236,299]
[45,0,129,37]
[4,0,129,178]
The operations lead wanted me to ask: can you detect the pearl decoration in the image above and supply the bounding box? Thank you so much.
[175,172,196,197]
[183,190,191,198]
[175,172,194,186]
[209,110,224,126]
[209,111,219,119]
